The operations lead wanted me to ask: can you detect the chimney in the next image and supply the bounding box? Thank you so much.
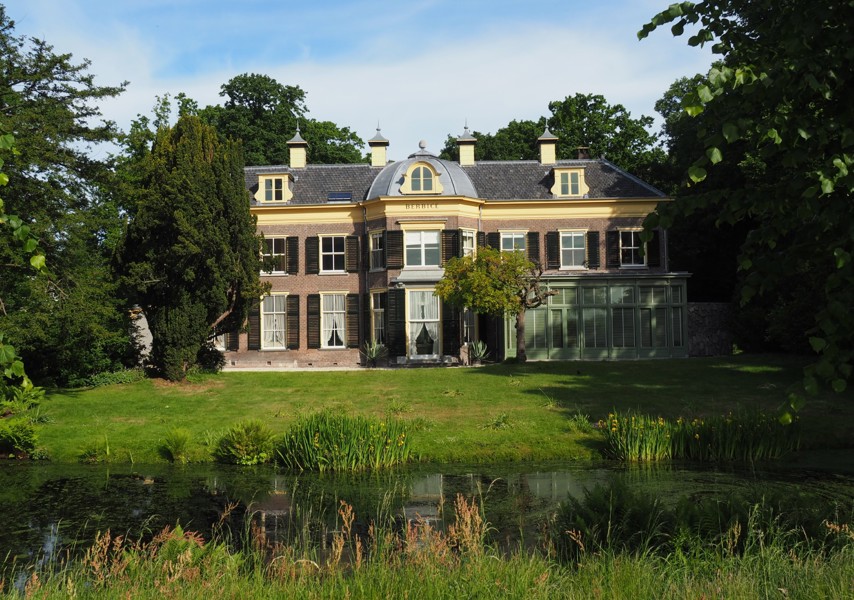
[368,126,389,167]
[457,125,477,166]
[537,127,558,165]
[576,146,591,160]
[287,125,308,168]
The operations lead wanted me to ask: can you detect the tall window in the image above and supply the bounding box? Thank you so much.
[263,237,287,273]
[372,292,386,343]
[409,290,439,357]
[560,231,586,268]
[321,236,346,272]
[410,166,434,192]
[321,294,346,348]
[262,295,288,349]
[462,307,476,343]
[405,230,440,266]
[264,177,284,202]
[620,231,645,267]
[501,232,526,253]
[560,171,580,196]
[370,231,385,270]
[461,230,476,258]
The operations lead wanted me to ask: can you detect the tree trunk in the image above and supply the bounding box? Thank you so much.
[515,310,527,363]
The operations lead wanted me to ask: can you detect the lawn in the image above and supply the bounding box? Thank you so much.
[37,354,854,464]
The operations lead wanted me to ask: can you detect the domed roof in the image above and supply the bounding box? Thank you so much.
[366,143,478,200]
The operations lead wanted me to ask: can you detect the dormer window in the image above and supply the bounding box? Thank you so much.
[255,174,293,203]
[550,168,589,198]
[401,162,443,195]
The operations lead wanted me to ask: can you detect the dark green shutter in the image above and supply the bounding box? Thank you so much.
[286,236,299,274]
[586,231,601,269]
[527,232,540,265]
[477,231,486,248]
[247,301,261,350]
[346,236,360,272]
[486,232,500,249]
[307,294,320,349]
[287,295,300,349]
[305,237,319,274]
[386,230,404,269]
[346,294,360,348]
[441,230,458,265]
[606,231,620,268]
[386,288,406,358]
[226,329,240,351]
[545,231,560,269]
[646,230,661,267]
[361,234,370,270]
[442,300,460,356]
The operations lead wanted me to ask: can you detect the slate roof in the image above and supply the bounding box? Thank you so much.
[245,158,665,206]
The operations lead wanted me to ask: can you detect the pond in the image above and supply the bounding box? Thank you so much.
[1,452,852,568]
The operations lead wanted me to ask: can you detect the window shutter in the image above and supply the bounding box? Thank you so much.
[477,231,486,248]
[441,300,460,356]
[527,232,541,265]
[646,230,661,267]
[247,301,261,350]
[586,231,601,269]
[307,294,320,349]
[362,292,371,343]
[346,294,360,348]
[361,234,370,270]
[606,231,620,268]
[226,329,240,351]
[441,230,458,266]
[386,230,404,269]
[286,236,299,274]
[345,236,360,272]
[486,232,500,249]
[305,237,319,274]
[378,232,387,269]
[386,288,406,358]
[545,232,560,269]
[287,295,300,349]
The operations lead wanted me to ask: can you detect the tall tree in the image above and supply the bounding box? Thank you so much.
[435,247,555,363]
[640,1,854,399]
[115,116,264,381]
[198,73,364,165]
[0,5,131,385]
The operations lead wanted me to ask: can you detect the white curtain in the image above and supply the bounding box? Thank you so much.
[410,291,439,356]
[322,294,346,347]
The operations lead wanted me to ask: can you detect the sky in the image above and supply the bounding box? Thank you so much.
[4,0,712,161]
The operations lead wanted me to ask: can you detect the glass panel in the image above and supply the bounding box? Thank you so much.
[570,171,579,195]
[654,307,667,347]
[566,308,579,348]
[262,295,287,349]
[583,307,608,348]
[409,290,439,356]
[612,307,635,348]
[582,287,606,305]
[560,172,569,196]
[561,232,585,267]
[321,294,345,348]
[422,169,433,191]
[423,231,440,266]
[525,309,546,349]
[610,285,635,304]
[639,286,666,304]
[672,307,684,347]
[671,286,683,304]
[551,309,564,348]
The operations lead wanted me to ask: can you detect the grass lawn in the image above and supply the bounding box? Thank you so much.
[36,354,854,464]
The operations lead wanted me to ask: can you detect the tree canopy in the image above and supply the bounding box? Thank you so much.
[435,247,555,363]
[640,0,854,399]
[197,73,365,165]
[115,115,264,381]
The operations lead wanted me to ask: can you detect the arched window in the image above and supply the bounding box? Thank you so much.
[410,166,434,192]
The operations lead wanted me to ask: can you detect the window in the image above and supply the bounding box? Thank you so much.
[560,231,586,268]
[264,177,284,202]
[501,232,526,253]
[560,171,580,196]
[620,231,645,267]
[372,292,386,343]
[409,290,439,357]
[263,237,287,273]
[461,230,476,258]
[321,236,346,272]
[321,294,346,348]
[370,231,385,270]
[410,166,434,192]
[405,230,440,267]
[262,295,288,349]
[462,307,476,343]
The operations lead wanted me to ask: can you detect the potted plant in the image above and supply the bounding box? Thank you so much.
[362,340,388,368]
[469,340,488,365]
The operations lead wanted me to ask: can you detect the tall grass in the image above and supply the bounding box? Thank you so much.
[277,411,411,472]
[600,410,800,462]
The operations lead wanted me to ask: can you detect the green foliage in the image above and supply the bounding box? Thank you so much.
[278,411,411,472]
[599,410,800,462]
[160,427,192,464]
[0,418,37,457]
[361,340,388,368]
[468,340,489,362]
[84,368,146,388]
[214,420,275,465]
[641,0,854,398]
[481,412,513,430]
[115,115,264,380]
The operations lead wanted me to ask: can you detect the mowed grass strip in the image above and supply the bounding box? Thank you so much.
[36,354,854,464]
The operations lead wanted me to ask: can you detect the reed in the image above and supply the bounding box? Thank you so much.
[277,411,411,472]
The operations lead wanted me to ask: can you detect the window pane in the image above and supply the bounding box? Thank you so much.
[612,307,635,348]
[583,307,608,347]
[570,172,579,195]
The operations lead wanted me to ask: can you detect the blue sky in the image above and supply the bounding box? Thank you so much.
[5,0,712,160]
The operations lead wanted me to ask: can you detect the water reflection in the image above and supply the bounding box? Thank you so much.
[1,458,852,566]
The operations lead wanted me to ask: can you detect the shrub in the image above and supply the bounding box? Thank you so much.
[361,340,388,368]
[214,420,275,465]
[278,411,411,472]
[0,419,38,457]
[161,427,193,463]
[85,368,146,388]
